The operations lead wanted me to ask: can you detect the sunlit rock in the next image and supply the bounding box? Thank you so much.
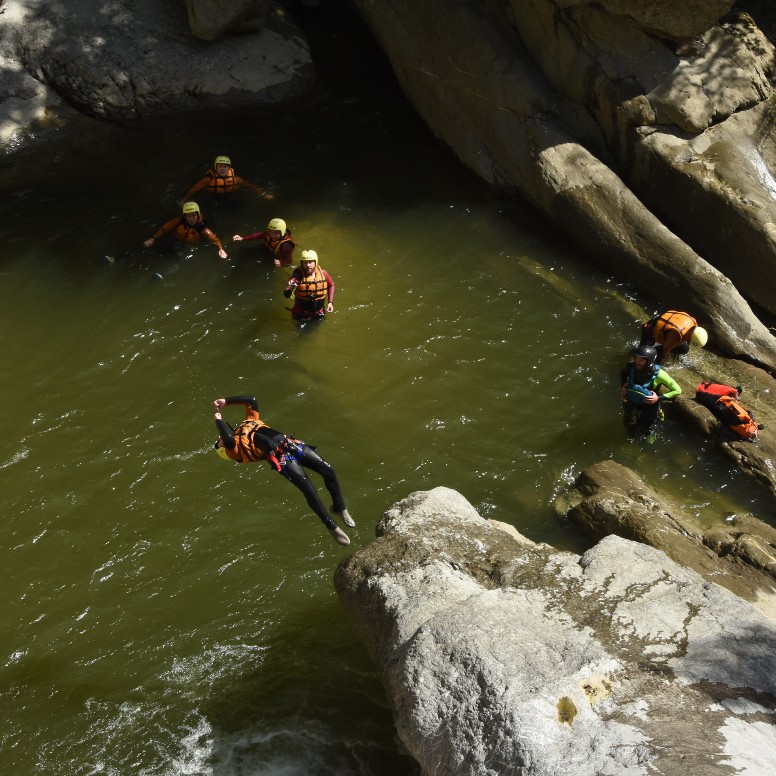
[336,487,776,775]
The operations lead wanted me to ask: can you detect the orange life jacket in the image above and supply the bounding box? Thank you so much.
[652,311,697,345]
[294,266,328,301]
[173,215,206,244]
[205,166,238,195]
[714,396,761,441]
[264,231,295,258]
[230,418,287,463]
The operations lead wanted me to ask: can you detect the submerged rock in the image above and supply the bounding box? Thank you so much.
[335,487,776,776]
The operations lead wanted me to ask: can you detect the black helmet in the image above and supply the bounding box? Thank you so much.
[635,344,658,365]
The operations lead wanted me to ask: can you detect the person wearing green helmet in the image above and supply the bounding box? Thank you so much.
[232,217,295,266]
[178,155,273,205]
[619,344,682,442]
[283,249,335,320]
[212,395,355,547]
[143,201,227,259]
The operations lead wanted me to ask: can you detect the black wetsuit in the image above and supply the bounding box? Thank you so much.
[215,396,346,530]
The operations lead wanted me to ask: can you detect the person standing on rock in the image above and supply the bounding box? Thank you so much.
[143,201,227,259]
[178,155,273,205]
[620,344,682,442]
[283,250,335,320]
[212,395,355,546]
[232,217,295,266]
[639,310,708,363]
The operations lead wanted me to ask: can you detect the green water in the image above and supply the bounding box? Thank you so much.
[1,17,774,775]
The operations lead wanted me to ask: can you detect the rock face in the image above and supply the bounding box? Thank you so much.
[349,0,776,371]
[561,459,776,616]
[335,487,776,776]
[0,0,313,137]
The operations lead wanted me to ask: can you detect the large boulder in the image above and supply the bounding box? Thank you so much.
[335,487,776,776]
[0,0,313,137]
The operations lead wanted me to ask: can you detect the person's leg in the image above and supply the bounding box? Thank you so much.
[637,404,660,438]
[296,446,345,512]
[296,445,355,527]
[278,459,336,529]
[278,460,350,545]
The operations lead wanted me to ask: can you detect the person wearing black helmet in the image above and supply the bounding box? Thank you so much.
[620,344,682,441]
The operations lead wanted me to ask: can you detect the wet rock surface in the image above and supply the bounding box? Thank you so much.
[335,486,776,776]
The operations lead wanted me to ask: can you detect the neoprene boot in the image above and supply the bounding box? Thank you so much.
[329,526,350,546]
[337,509,355,527]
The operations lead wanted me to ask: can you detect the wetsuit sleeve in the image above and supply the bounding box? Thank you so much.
[202,227,224,252]
[280,240,295,262]
[224,396,260,412]
[152,217,180,240]
[215,418,237,449]
[182,176,210,201]
[240,231,264,242]
[235,175,263,195]
[655,370,682,400]
[322,270,335,303]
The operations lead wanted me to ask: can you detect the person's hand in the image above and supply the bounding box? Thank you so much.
[214,412,222,421]
[214,398,226,409]
[644,392,659,404]
[326,302,333,313]
[232,235,243,242]
[143,238,154,247]
[218,249,227,259]
[273,258,281,267]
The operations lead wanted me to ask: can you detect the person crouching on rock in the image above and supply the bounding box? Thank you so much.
[639,310,708,363]
[212,396,355,546]
[620,344,682,442]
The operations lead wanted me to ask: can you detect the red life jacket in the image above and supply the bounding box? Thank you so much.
[695,382,739,411]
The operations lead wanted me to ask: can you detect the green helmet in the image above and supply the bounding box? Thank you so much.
[301,249,318,265]
[182,201,200,214]
[214,155,231,166]
[214,442,230,461]
[267,218,286,233]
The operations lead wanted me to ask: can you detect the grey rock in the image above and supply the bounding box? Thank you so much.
[336,487,776,776]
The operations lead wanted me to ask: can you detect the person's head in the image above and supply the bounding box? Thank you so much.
[267,218,286,240]
[634,344,658,368]
[182,201,201,222]
[300,249,318,275]
[214,155,231,176]
[214,438,230,460]
[691,326,708,348]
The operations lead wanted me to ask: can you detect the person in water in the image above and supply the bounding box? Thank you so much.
[212,396,355,546]
[179,155,273,205]
[283,250,335,320]
[232,217,295,266]
[639,310,708,363]
[144,202,227,259]
[620,344,682,441]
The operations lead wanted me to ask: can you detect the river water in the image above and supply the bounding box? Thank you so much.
[1,8,774,775]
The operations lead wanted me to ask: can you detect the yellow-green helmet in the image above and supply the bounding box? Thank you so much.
[691,326,708,347]
[214,442,230,461]
[267,218,286,233]
[301,249,318,265]
[182,201,200,214]
[214,155,231,166]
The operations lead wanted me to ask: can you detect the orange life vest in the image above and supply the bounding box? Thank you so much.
[264,231,295,259]
[173,215,206,244]
[294,266,328,301]
[205,166,238,195]
[230,418,287,463]
[652,311,697,345]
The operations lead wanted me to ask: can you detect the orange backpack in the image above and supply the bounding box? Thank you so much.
[713,395,761,441]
